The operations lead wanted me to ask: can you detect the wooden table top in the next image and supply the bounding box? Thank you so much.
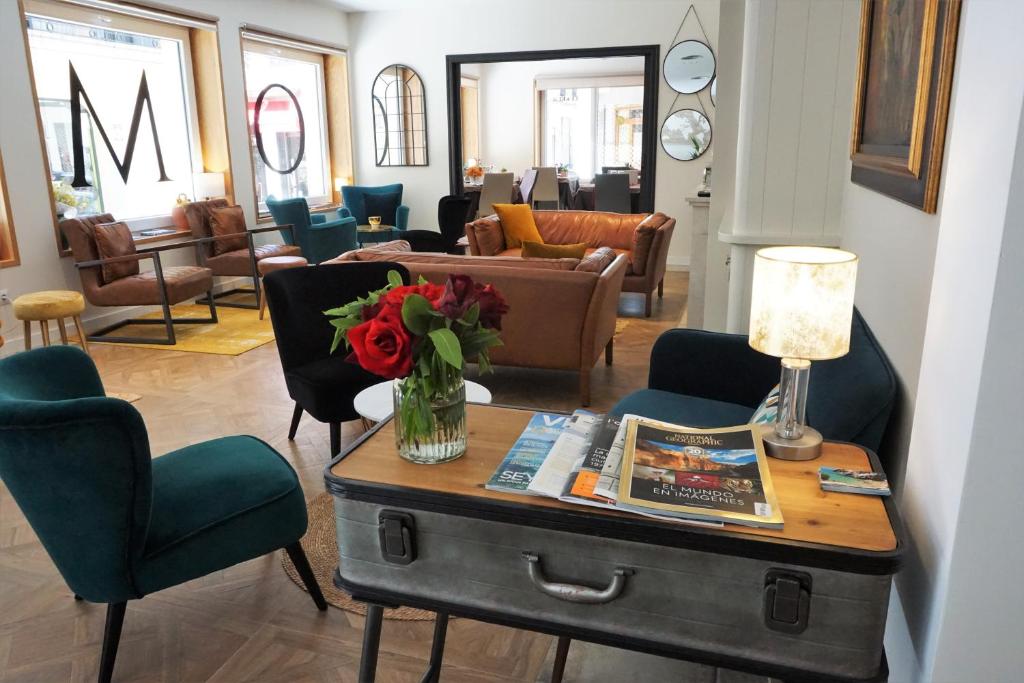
[330,404,898,554]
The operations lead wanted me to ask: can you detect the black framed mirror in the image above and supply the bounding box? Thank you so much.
[660,109,712,161]
[664,40,715,94]
[373,64,428,167]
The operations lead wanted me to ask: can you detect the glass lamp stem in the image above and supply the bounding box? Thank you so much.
[776,358,811,440]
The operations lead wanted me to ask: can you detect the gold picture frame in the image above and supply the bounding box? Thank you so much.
[850,0,961,213]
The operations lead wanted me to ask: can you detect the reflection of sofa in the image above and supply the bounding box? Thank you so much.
[326,243,627,405]
[465,210,675,316]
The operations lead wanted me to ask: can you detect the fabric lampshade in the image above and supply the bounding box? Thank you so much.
[748,246,858,361]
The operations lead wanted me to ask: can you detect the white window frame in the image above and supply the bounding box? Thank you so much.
[24,0,204,233]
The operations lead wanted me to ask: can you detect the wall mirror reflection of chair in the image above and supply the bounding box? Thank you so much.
[446,46,660,214]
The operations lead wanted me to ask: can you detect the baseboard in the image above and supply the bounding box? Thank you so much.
[0,276,251,356]
[666,261,690,272]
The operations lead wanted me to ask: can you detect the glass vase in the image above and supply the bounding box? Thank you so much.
[392,374,467,464]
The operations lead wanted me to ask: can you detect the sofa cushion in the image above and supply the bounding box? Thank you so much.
[631,224,657,275]
[533,210,638,250]
[494,204,544,248]
[750,384,781,425]
[470,218,506,255]
[206,244,302,276]
[341,250,580,271]
[576,246,617,273]
[91,265,213,307]
[610,389,755,428]
[522,241,587,260]
[93,221,139,284]
[209,205,248,255]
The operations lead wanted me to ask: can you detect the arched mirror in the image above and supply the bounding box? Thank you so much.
[660,109,712,161]
[664,40,715,94]
[372,64,428,166]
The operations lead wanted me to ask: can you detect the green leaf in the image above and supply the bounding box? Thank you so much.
[401,294,436,336]
[387,269,404,288]
[459,302,480,327]
[428,327,463,368]
[417,274,428,285]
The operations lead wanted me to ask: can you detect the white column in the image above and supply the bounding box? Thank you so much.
[684,195,710,328]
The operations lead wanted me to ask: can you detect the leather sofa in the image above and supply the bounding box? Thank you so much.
[465,210,675,316]
[326,242,627,405]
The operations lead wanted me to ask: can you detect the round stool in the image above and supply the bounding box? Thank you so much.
[257,256,308,320]
[13,290,89,355]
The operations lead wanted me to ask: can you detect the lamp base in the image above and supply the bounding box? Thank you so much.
[761,424,823,461]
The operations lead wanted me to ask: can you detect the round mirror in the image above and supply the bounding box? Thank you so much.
[660,109,712,161]
[711,77,717,106]
[664,40,715,94]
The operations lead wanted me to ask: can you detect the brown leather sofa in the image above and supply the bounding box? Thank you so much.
[326,242,627,405]
[465,210,674,316]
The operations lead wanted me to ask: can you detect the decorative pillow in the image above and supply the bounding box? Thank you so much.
[363,192,401,226]
[631,225,657,275]
[469,219,506,255]
[750,384,781,425]
[575,247,617,273]
[364,239,411,252]
[493,203,544,248]
[209,205,248,255]
[521,241,587,260]
[93,221,139,284]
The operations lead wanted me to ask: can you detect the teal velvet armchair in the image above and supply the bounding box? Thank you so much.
[266,195,358,263]
[0,347,326,683]
[339,183,410,230]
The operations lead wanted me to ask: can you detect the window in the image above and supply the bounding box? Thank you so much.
[243,39,332,212]
[540,82,644,180]
[0,151,19,268]
[24,0,203,230]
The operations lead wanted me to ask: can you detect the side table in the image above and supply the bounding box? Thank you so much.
[357,225,398,245]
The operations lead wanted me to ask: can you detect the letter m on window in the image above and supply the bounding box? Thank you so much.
[69,62,171,188]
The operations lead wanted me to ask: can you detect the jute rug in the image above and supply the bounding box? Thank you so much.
[281,492,436,621]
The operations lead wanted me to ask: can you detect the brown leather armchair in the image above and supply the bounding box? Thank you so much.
[60,214,217,345]
[182,198,301,310]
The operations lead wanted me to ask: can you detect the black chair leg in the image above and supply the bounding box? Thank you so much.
[551,636,571,683]
[330,422,341,456]
[285,542,328,611]
[288,403,303,440]
[98,601,127,683]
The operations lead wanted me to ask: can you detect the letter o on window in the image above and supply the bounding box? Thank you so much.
[253,83,306,174]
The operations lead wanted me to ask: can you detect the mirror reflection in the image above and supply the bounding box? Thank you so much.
[664,40,715,94]
[660,109,711,161]
[373,64,427,167]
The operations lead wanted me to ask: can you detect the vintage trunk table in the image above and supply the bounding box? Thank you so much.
[325,404,903,683]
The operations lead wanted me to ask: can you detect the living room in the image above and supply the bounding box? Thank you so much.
[0,1,1021,682]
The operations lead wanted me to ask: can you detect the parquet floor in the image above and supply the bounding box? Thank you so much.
[0,274,690,683]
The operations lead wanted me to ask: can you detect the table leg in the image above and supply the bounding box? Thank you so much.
[359,604,384,683]
[420,611,449,683]
[551,636,571,683]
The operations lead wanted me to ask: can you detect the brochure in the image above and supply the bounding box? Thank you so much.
[819,467,891,496]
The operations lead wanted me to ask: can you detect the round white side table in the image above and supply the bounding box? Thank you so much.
[353,380,493,429]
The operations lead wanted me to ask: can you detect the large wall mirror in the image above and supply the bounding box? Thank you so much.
[661,109,711,161]
[445,45,660,215]
[373,64,428,166]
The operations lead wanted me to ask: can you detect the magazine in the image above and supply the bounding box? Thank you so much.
[593,414,638,500]
[527,410,602,498]
[616,418,783,528]
[560,415,621,506]
[485,412,573,494]
[819,467,891,496]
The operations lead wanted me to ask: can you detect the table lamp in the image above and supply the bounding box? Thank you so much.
[193,172,225,201]
[748,246,858,460]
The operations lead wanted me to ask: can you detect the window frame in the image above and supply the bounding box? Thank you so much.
[0,150,20,269]
[22,0,206,238]
[460,75,480,163]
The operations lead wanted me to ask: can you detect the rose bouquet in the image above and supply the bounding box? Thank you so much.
[325,270,508,462]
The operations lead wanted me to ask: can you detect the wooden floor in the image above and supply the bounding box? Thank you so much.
[0,274,688,683]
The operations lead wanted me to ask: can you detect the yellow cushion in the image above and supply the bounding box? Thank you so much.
[493,204,544,248]
[521,241,587,260]
[13,290,85,320]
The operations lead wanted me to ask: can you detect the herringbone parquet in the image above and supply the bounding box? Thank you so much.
[0,276,689,683]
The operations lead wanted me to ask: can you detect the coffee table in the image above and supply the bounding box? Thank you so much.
[357,225,398,245]
[353,380,492,429]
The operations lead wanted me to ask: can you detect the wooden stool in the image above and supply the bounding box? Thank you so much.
[13,290,89,355]
[257,256,308,320]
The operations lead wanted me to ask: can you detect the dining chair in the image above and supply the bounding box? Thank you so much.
[0,346,327,683]
[518,168,539,207]
[265,195,357,264]
[402,195,473,253]
[531,167,560,210]
[263,263,411,455]
[476,173,515,218]
[594,173,633,213]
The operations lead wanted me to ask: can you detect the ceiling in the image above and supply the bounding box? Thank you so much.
[326,0,443,11]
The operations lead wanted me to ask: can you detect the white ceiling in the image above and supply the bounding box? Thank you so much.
[326,0,443,11]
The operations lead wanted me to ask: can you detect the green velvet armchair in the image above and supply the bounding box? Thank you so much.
[0,347,326,683]
[266,195,358,263]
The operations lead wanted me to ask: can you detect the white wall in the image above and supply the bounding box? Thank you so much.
[0,0,350,353]
[347,0,720,268]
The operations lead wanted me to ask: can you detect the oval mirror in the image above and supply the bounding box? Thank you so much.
[664,40,715,94]
[660,109,712,161]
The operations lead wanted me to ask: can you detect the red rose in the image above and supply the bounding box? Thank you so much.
[475,283,509,330]
[381,283,445,310]
[438,274,475,319]
[347,308,414,379]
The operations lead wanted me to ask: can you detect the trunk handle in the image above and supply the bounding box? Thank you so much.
[522,551,634,604]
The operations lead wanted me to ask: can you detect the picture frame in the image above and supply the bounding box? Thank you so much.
[849,0,961,213]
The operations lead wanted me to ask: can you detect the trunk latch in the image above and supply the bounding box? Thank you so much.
[378,511,416,565]
[763,569,811,633]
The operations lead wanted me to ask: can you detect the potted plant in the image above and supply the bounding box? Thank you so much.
[325,271,508,463]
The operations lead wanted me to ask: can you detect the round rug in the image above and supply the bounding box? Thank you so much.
[281,492,437,621]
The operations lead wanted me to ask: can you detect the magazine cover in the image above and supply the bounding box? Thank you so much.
[528,410,602,498]
[485,412,572,494]
[819,467,891,496]
[617,418,784,528]
[593,414,636,500]
[564,415,621,504]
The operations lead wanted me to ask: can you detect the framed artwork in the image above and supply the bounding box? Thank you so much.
[850,0,961,213]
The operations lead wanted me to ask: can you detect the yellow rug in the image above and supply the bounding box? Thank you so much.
[615,318,631,336]
[88,305,275,356]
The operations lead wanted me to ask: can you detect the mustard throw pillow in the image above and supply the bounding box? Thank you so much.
[494,203,544,248]
[522,241,587,260]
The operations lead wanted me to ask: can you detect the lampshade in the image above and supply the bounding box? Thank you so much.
[748,246,858,361]
[334,177,346,192]
[193,172,225,199]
